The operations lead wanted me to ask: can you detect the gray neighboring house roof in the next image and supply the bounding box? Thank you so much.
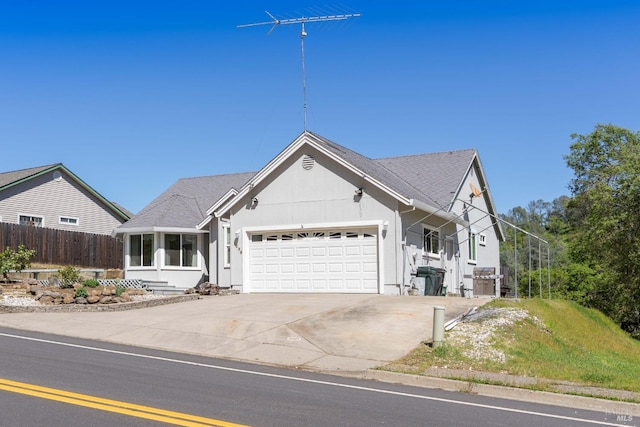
[0,163,131,221]
[117,172,255,231]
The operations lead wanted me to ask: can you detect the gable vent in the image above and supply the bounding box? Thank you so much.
[302,154,315,170]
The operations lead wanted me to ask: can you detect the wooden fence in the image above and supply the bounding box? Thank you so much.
[0,223,123,269]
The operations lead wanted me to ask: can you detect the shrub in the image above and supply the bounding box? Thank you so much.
[75,287,88,298]
[115,285,126,297]
[83,279,99,288]
[57,266,82,288]
[0,245,36,282]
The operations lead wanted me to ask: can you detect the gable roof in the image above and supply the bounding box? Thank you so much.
[374,149,478,209]
[116,171,254,232]
[0,163,131,221]
[214,131,472,226]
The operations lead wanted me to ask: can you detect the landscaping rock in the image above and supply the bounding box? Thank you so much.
[99,296,113,304]
[63,294,75,304]
[192,282,219,296]
[87,296,100,304]
[75,297,88,305]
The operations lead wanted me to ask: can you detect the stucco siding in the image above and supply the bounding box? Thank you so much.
[0,169,124,235]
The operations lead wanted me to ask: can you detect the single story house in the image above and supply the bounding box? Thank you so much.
[116,131,504,296]
[0,163,131,235]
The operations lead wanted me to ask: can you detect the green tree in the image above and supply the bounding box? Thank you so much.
[565,123,640,338]
[0,245,37,282]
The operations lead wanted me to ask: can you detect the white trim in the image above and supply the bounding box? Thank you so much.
[18,213,44,227]
[59,215,79,226]
[241,220,385,294]
[116,226,208,235]
[222,223,231,268]
[198,189,239,229]
[479,233,487,246]
[161,232,200,269]
[422,225,441,259]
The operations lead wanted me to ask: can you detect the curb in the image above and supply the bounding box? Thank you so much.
[363,370,640,416]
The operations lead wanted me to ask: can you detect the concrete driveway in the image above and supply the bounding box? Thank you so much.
[0,294,482,372]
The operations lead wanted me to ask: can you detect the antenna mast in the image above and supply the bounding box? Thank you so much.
[238,10,361,131]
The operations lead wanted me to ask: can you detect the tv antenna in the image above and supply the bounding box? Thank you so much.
[238,9,361,131]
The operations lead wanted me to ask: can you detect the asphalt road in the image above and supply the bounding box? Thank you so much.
[0,327,634,427]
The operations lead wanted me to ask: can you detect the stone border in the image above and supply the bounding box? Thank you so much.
[0,294,201,313]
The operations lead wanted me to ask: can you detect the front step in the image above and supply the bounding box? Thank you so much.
[142,281,184,296]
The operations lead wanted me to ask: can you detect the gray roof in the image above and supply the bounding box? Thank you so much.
[0,164,60,189]
[0,163,131,221]
[120,132,479,230]
[119,172,254,229]
[374,149,477,209]
[308,131,476,210]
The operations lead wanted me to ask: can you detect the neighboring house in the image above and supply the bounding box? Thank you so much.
[0,164,131,235]
[116,131,504,296]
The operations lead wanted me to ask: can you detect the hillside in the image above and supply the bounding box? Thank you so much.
[385,299,640,401]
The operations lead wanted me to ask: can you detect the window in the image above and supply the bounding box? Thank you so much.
[165,233,197,267]
[468,231,477,263]
[19,215,43,227]
[223,225,231,268]
[130,234,154,267]
[251,234,263,242]
[423,227,440,256]
[479,233,487,246]
[59,216,79,226]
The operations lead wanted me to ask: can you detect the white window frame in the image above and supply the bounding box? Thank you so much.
[468,231,477,264]
[59,216,79,226]
[163,233,199,269]
[19,214,44,227]
[129,233,155,268]
[222,224,231,268]
[479,233,487,246]
[422,225,441,259]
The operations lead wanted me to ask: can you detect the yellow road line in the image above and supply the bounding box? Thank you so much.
[0,378,249,427]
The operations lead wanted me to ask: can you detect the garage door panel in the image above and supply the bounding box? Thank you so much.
[312,247,326,256]
[328,263,343,273]
[363,262,378,272]
[280,248,295,258]
[249,228,378,293]
[312,263,326,273]
[296,263,311,273]
[281,263,295,273]
[345,262,361,273]
[296,247,310,257]
[265,264,279,274]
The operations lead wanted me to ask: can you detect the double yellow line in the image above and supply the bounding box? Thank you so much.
[0,378,249,427]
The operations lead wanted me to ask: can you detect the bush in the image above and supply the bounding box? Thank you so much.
[57,266,82,288]
[75,287,88,298]
[83,279,99,288]
[0,245,36,282]
[115,285,126,297]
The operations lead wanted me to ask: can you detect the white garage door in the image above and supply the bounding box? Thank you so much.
[248,229,378,293]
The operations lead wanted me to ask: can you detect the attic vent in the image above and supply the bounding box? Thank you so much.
[52,171,62,182]
[302,154,315,170]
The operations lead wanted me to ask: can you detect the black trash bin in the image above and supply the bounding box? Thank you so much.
[416,266,446,296]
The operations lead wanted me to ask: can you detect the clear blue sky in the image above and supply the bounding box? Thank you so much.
[1,1,638,215]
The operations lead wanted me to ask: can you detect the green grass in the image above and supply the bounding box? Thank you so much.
[385,299,640,393]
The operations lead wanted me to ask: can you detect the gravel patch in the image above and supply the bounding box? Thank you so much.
[0,296,43,306]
